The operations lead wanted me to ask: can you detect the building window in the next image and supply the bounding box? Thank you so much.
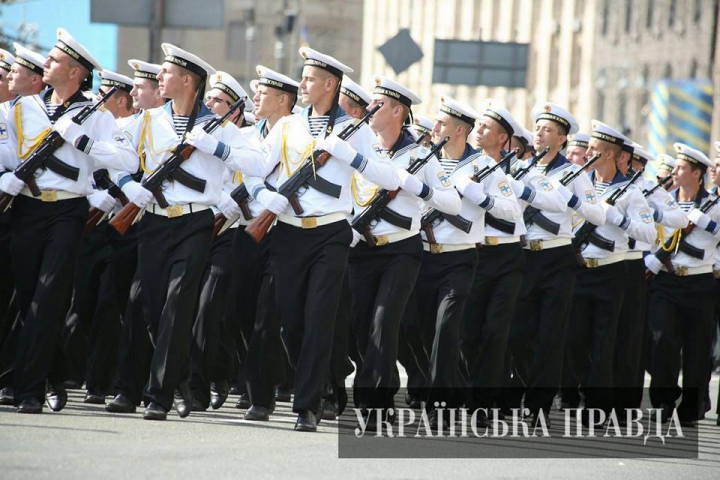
[602,0,610,36]
[690,59,698,78]
[617,92,627,127]
[625,0,633,33]
[646,0,655,29]
[669,0,677,28]
[597,90,605,120]
[694,0,703,23]
[664,63,673,79]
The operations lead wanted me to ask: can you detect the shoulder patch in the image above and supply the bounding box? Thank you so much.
[498,181,512,196]
[437,171,451,187]
[372,143,387,158]
[585,190,597,204]
[665,197,679,210]
[0,123,8,140]
[639,209,653,224]
[113,133,130,146]
[260,142,271,157]
[538,179,553,191]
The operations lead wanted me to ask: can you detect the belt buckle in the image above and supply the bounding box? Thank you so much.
[430,243,443,254]
[374,234,389,246]
[40,190,57,202]
[529,240,543,251]
[301,217,317,229]
[166,205,183,218]
[585,258,599,269]
[485,236,499,246]
[675,266,689,277]
[714,270,720,280]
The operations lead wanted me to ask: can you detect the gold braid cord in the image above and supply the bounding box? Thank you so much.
[139,111,174,174]
[15,103,52,161]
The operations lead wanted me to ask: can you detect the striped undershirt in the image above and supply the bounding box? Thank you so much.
[44,97,60,123]
[308,115,329,138]
[440,159,459,176]
[173,114,190,138]
[677,201,695,213]
[594,181,611,197]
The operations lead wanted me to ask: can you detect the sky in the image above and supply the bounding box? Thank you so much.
[0,0,117,71]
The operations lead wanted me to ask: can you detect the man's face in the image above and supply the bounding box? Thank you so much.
[672,159,700,188]
[616,151,631,175]
[253,85,283,119]
[0,67,11,100]
[96,85,122,117]
[130,78,161,110]
[534,119,566,153]
[8,64,37,96]
[339,94,365,120]
[712,159,720,187]
[367,94,399,132]
[631,159,645,173]
[156,62,187,99]
[510,136,531,159]
[432,112,460,145]
[585,138,614,171]
[566,145,588,166]
[299,66,329,106]
[42,48,73,88]
[205,88,234,116]
[474,116,505,151]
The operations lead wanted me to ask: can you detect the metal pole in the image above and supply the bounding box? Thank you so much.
[148,0,165,63]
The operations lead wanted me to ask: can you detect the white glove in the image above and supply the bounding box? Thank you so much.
[88,190,115,213]
[644,254,663,275]
[557,184,575,204]
[605,205,625,227]
[398,169,425,197]
[256,189,289,215]
[687,208,711,230]
[0,173,25,196]
[218,191,241,219]
[350,228,361,247]
[316,136,358,165]
[185,125,219,155]
[54,115,85,145]
[121,181,153,208]
[455,175,487,205]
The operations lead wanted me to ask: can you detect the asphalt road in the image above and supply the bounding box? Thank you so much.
[2,375,720,479]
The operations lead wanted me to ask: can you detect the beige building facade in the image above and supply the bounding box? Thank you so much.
[361,0,718,157]
[114,0,364,90]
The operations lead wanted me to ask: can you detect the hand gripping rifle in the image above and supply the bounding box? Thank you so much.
[420,148,518,245]
[571,167,645,255]
[110,97,246,236]
[244,102,383,244]
[211,182,252,239]
[84,169,130,235]
[512,146,550,181]
[0,86,119,213]
[351,136,449,246]
[523,152,602,231]
[646,186,720,281]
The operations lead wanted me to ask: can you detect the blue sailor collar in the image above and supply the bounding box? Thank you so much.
[672,188,709,204]
[543,152,570,175]
[163,100,215,125]
[255,118,268,138]
[301,104,351,126]
[386,129,416,159]
[452,143,481,172]
[589,169,627,187]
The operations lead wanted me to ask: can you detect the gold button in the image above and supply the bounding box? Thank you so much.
[40,190,58,202]
[301,217,317,229]
[166,205,183,218]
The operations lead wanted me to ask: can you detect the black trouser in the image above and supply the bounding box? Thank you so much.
[613,258,647,411]
[113,266,152,406]
[10,196,88,404]
[462,242,524,411]
[648,272,716,422]
[62,222,111,384]
[350,235,422,410]
[324,273,355,410]
[86,222,140,395]
[566,260,628,412]
[190,230,234,408]
[139,209,213,411]
[509,244,578,413]
[397,288,428,402]
[244,232,285,409]
[0,209,13,344]
[412,247,477,409]
[272,220,351,415]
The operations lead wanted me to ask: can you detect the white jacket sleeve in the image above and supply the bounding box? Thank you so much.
[647,187,689,229]
[345,123,400,191]
[477,167,522,222]
[567,170,606,226]
[216,123,266,174]
[618,187,658,245]
[420,157,461,215]
[511,172,567,214]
